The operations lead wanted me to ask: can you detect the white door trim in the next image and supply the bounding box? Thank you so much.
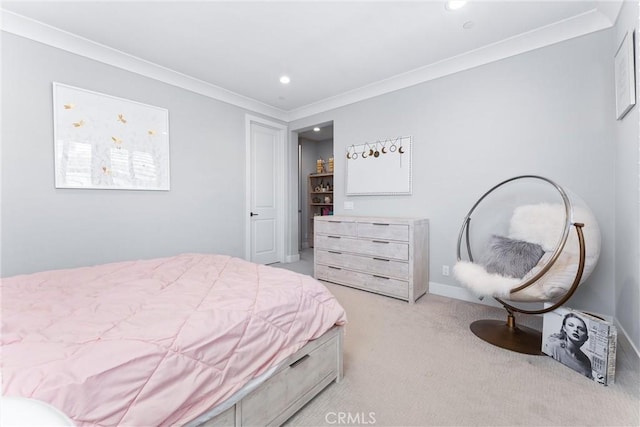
[245,114,288,263]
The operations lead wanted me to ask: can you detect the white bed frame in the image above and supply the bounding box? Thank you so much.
[193,325,344,427]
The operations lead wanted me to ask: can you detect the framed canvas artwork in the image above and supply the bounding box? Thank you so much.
[53,82,170,190]
[614,31,636,120]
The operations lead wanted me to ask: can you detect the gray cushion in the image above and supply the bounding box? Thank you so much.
[481,235,545,278]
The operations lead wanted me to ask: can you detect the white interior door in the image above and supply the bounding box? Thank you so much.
[246,116,286,264]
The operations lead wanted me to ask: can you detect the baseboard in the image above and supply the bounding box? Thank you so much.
[614,319,640,366]
[429,281,640,363]
[428,281,503,309]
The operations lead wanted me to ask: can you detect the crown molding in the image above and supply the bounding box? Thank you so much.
[0,9,289,121]
[1,5,619,123]
[287,6,618,121]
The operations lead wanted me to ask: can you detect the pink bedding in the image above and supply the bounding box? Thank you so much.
[1,253,347,426]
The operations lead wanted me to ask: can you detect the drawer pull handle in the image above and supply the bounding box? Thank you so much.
[373,257,390,262]
[328,235,341,239]
[289,354,310,368]
[328,266,342,270]
[329,250,342,255]
[372,223,390,226]
[328,220,342,223]
[372,240,389,244]
[373,275,390,280]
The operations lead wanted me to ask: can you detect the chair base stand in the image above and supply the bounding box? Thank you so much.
[470,316,543,355]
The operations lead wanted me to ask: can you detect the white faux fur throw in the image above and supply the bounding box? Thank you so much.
[453,261,521,299]
[454,202,601,302]
[454,251,580,302]
[509,203,565,251]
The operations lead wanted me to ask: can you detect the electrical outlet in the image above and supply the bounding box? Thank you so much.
[344,201,354,210]
[442,265,450,276]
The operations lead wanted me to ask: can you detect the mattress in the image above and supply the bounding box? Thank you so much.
[1,253,347,426]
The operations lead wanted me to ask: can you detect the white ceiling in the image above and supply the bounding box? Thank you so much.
[0,1,622,121]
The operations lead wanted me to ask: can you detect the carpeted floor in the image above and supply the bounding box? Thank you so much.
[273,250,640,427]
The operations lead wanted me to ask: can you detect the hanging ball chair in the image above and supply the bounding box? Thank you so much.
[453,175,601,355]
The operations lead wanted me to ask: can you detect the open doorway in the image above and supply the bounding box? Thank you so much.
[296,122,334,251]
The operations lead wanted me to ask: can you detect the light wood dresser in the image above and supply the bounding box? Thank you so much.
[314,215,429,303]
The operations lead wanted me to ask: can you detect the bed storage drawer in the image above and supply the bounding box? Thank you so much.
[239,329,340,426]
[200,407,235,427]
[203,327,343,427]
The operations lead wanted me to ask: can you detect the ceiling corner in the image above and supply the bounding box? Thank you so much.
[595,1,624,27]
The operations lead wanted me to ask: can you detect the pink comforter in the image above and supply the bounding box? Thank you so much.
[1,254,347,426]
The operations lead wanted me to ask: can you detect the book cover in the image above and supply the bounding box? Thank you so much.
[542,305,617,385]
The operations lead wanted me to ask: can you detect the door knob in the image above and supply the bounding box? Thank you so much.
[250,212,259,217]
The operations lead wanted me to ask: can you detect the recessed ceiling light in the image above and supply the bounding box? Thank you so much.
[445,1,467,11]
[313,127,321,132]
[279,75,291,84]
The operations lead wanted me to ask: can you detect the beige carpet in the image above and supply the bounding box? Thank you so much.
[274,251,640,427]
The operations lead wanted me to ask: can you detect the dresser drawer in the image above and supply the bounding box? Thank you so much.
[241,333,338,426]
[316,235,408,261]
[357,222,409,241]
[316,265,409,300]
[316,250,409,279]
[315,219,357,237]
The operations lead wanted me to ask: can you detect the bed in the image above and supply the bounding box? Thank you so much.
[1,253,347,426]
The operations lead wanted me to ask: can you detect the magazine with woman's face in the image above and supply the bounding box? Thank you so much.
[542,306,616,385]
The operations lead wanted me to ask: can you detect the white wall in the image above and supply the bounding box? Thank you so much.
[614,0,640,354]
[290,30,620,327]
[0,32,278,276]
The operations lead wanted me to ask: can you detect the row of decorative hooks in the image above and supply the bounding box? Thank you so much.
[346,137,406,160]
